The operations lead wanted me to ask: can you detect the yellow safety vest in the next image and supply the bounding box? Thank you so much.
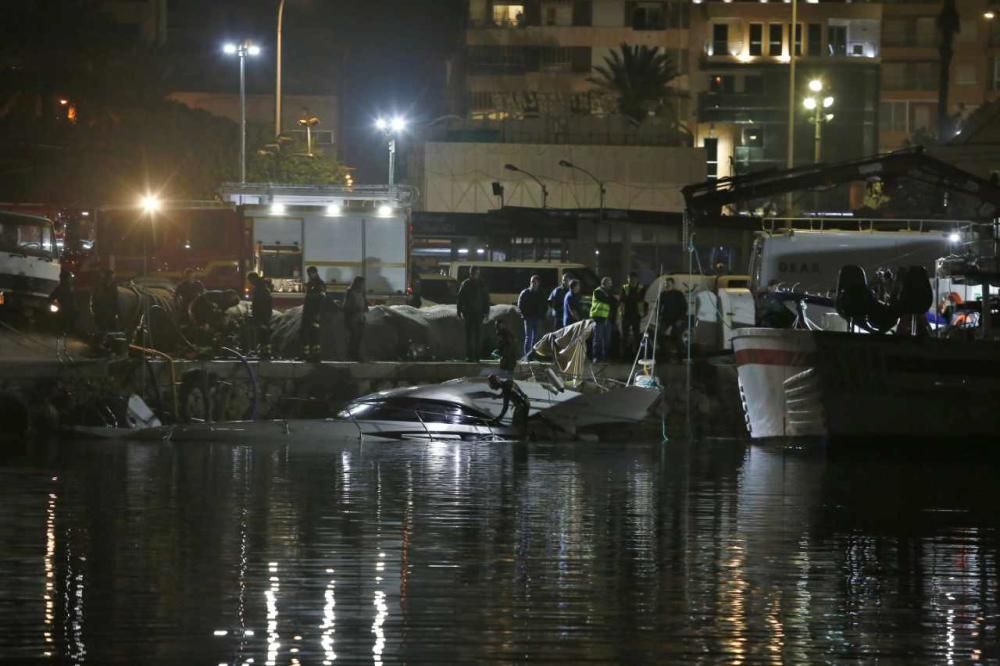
[590,288,610,319]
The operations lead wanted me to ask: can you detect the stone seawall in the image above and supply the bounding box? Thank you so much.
[0,350,747,443]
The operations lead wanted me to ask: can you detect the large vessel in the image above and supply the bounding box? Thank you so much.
[681,148,1000,444]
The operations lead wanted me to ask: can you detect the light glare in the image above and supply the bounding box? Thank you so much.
[325,203,342,217]
[803,97,817,110]
[270,202,286,215]
[949,232,961,244]
[140,194,161,213]
[247,44,261,56]
[808,79,823,93]
[390,116,406,132]
[823,96,834,108]
[375,118,388,131]
[223,43,237,55]
[377,204,393,217]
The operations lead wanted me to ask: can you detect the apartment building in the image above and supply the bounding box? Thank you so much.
[690,0,882,180]
[879,0,1000,152]
[462,0,692,120]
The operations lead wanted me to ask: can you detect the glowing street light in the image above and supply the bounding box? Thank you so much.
[223,39,261,183]
[140,194,161,214]
[374,115,407,186]
[803,81,834,163]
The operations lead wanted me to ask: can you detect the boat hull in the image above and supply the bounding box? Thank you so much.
[733,327,1000,443]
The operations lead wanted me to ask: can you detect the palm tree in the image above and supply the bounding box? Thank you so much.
[936,0,960,138]
[588,44,678,123]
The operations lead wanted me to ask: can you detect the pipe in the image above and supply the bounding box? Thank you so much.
[222,346,259,421]
[129,344,179,421]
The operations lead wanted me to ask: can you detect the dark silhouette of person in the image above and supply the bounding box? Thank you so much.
[301,266,326,360]
[91,268,120,337]
[344,276,369,361]
[457,266,490,362]
[247,272,273,358]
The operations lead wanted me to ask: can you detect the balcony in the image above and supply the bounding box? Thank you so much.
[697,92,784,124]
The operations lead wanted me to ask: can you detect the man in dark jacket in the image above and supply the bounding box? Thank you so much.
[562,279,583,328]
[344,276,369,361]
[247,272,273,358]
[91,268,120,338]
[49,270,77,340]
[517,274,547,357]
[620,272,646,358]
[658,277,688,360]
[457,266,490,361]
[547,273,573,331]
[175,268,204,324]
[301,266,326,360]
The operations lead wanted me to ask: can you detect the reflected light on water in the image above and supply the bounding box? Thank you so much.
[266,562,280,666]
[320,568,336,663]
[42,484,56,658]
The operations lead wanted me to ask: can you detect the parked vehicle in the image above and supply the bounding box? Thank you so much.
[0,211,61,316]
[86,203,249,292]
[222,184,412,309]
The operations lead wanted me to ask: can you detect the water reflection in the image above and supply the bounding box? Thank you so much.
[0,439,998,663]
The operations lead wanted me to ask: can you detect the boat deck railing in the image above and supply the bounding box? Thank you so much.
[761,216,979,234]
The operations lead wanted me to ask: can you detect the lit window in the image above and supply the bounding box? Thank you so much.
[493,3,525,27]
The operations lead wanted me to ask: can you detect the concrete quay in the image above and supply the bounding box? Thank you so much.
[0,352,744,440]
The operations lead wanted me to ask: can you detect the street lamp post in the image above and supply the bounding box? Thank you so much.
[375,116,407,186]
[275,0,285,137]
[559,159,610,272]
[223,40,261,183]
[504,163,548,208]
[298,113,320,156]
[803,78,834,163]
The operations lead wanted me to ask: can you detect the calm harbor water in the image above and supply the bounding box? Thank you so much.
[0,436,998,664]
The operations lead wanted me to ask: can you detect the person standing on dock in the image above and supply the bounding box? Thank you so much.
[247,272,273,359]
[589,277,615,362]
[563,279,583,328]
[175,268,204,324]
[301,266,326,361]
[91,268,120,339]
[457,266,490,362]
[344,276,369,361]
[548,273,573,331]
[658,277,688,361]
[517,274,546,357]
[620,272,646,359]
[49,269,77,341]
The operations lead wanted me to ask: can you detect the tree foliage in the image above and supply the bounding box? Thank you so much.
[587,44,679,123]
[248,136,349,185]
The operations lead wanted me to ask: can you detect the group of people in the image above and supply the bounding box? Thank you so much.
[515,272,689,363]
[259,266,369,362]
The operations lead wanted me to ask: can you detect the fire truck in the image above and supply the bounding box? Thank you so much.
[89,202,249,292]
[219,183,413,308]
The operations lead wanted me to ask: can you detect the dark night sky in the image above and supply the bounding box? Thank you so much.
[166,0,465,180]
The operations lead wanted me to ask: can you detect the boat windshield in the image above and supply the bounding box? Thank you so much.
[0,214,55,259]
[338,397,492,425]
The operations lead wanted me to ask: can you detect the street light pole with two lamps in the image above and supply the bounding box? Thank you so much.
[803,78,834,163]
[374,116,407,187]
[223,40,262,183]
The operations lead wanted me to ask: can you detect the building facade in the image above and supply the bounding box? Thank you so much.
[879,0,1000,152]
[690,0,881,181]
[462,0,692,119]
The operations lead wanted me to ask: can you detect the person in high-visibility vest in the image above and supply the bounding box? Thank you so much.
[590,277,615,362]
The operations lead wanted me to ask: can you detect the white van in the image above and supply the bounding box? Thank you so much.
[439,261,599,306]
